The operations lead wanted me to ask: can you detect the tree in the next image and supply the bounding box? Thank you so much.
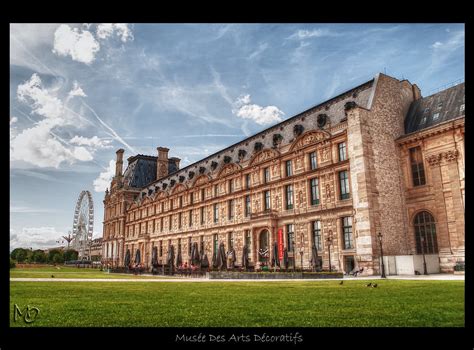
[10,258,16,269]
[10,248,28,263]
[63,249,78,262]
[31,250,47,263]
[52,254,64,264]
[48,249,63,264]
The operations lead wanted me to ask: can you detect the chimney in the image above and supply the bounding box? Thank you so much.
[412,84,422,101]
[115,149,124,177]
[157,147,169,179]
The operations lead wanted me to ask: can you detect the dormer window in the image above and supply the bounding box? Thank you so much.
[432,112,440,121]
[460,104,465,112]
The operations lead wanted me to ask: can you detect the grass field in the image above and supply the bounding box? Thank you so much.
[10,266,172,279]
[10,279,464,327]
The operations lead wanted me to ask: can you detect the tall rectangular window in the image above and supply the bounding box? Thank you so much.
[312,220,322,250]
[228,232,234,250]
[286,160,293,177]
[338,142,347,161]
[310,152,317,170]
[310,178,320,205]
[189,210,193,227]
[410,146,426,187]
[246,174,251,189]
[170,199,173,211]
[169,215,172,230]
[159,241,163,257]
[214,184,219,197]
[285,184,294,209]
[160,217,164,232]
[245,195,251,217]
[213,203,219,223]
[264,167,270,183]
[179,196,183,208]
[201,188,205,201]
[213,234,218,258]
[287,224,295,252]
[228,179,234,193]
[339,170,350,200]
[161,202,164,213]
[200,206,205,225]
[178,213,182,229]
[264,190,271,210]
[342,217,353,249]
[190,193,193,205]
[188,237,192,255]
[228,199,234,220]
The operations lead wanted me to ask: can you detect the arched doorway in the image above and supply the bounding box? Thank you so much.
[414,211,438,254]
[258,229,270,266]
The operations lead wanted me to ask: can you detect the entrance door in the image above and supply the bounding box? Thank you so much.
[344,256,355,274]
[258,230,269,265]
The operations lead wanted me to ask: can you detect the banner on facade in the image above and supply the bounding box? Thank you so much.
[278,228,284,260]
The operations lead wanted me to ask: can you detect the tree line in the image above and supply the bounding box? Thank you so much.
[10,248,79,268]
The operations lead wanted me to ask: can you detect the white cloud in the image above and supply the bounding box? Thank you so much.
[69,81,87,98]
[93,159,115,192]
[288,29,334,40]
[52,24,100,64]
[72,146,93,161]
[234,94,251,107]
[10,227,65,250]
[17,73,64,120]
[431,41,443,49]
[11,119,77,168]
[248,42,269,60]
[232,94,284,125]
[10,206,55,213]
[10,116,18,125]
[96,23,134,43]
[70,135,112,149]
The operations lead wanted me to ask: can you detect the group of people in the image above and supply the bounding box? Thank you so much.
[178,262,199,271]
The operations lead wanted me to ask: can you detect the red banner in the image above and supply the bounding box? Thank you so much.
[277,228,284,260]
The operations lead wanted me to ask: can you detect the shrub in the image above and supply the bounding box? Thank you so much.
[454,262,465,271]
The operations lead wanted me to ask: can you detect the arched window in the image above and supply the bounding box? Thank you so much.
[414,211,438,254]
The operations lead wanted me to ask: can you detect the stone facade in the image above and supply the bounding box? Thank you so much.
[102,73,465,275]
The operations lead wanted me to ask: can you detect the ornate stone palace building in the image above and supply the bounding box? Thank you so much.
[102,73,464,275]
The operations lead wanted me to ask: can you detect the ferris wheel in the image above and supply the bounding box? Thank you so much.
[72,190,94,259]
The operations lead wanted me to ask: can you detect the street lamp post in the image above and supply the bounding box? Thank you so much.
[420,236,428,275]
[377,232,386,278]
[300,247,304,272]
[327,230,333,273]
[62,231,74,250]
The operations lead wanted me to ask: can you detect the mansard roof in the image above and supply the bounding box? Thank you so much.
[122,155,178,189]
[404,82,465,134]
[135,78,375,197]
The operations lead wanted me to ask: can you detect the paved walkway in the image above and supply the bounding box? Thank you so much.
[10,274,464,282]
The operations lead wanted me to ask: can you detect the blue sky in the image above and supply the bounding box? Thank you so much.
[10,23,465,249]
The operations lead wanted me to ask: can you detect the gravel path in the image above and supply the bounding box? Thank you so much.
[10,274,464,282]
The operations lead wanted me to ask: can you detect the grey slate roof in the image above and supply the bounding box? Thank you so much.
[123,156,157,189]
[404,83,465,134]
[123,155,181,189]
[133,78,375,197]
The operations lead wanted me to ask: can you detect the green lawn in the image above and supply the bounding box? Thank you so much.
[10,266,171,279]
[10,280,464,327]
